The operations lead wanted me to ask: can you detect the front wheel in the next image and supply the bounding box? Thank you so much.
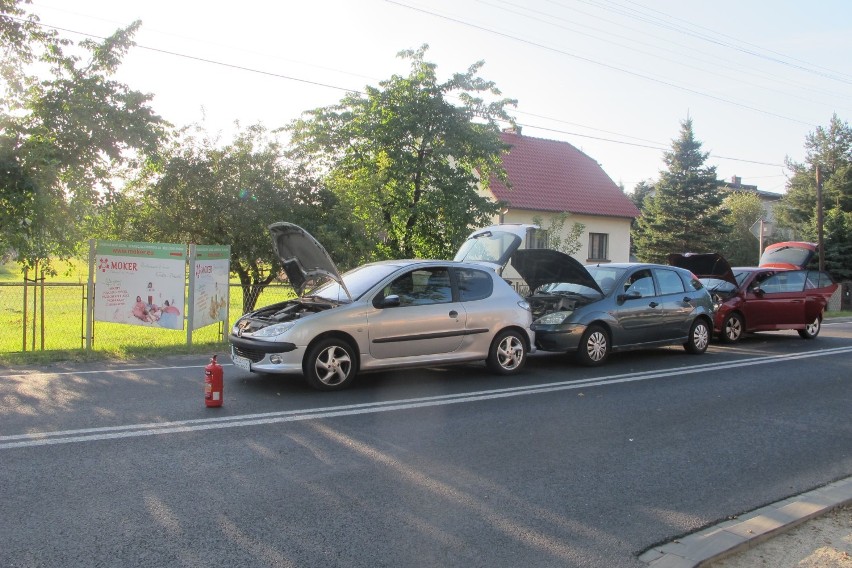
[720,312,744,343]
[798,316,821,339]
[303,338,357,391]
[684,318,710,354]
[486,330,527,375]
[575,324,609,367]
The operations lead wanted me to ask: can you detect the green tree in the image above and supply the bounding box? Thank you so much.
[288,45,516,260]
[776,114,852,236]
[719,191,763,266]
[632,119,728,262]
[531,213,585,256]
[0,1,166,271]
[127,123,367,313]
[774,114,852,277]
[822,208,852,280]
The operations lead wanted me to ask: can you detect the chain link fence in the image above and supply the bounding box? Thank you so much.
[0,281,293,354]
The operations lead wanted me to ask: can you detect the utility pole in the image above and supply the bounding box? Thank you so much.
[816,166,825,272]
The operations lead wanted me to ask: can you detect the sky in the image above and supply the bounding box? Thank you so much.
[24,0,852,195]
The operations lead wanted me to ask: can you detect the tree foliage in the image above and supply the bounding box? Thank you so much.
[125,123,367,312]
[719,191,763,266]
[288,44,516,260]
[531,213,585,256]
[632,119,728,263]
[0,1,166,271]
[774,114,852,278]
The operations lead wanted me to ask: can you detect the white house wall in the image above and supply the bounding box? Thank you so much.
[490,209,634,281]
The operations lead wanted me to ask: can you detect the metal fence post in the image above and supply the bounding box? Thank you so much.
[86,239,95,351]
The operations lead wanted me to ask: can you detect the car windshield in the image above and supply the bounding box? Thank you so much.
[539,266,624,297]
[700,277,737,293]
[733,271,752,286]
[309,263,403,302]
[587,266,627,295]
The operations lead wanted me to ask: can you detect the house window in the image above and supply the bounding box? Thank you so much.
[528,228,549,249]
[588,233,609,261]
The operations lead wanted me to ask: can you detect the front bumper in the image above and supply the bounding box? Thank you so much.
[228,334,304,374]
[531,323,586,352]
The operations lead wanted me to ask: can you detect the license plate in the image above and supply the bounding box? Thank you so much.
[232,354,251,372]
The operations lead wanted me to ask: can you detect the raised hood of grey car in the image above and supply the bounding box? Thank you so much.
[511,249,603,294]
[667,252,737,285]
[268,222,350,300]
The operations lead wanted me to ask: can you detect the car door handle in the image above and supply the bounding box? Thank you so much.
[449,310,459,318]
[683,297,692,303]
[649,302,659,308]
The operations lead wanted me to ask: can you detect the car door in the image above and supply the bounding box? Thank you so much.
[652,267,693,339]
[803,270,837,323]
[746,270,806,329]
[611,268,665,346]
[367,267,467,359]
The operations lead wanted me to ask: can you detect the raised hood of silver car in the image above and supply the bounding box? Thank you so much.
[511,249,603,294]
[666,252,737,285]
[268,222,350,300]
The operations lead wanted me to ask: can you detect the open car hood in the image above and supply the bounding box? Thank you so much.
[759,241,817,269]
[511,249,603,294]
[268,222,350,300]
[454,224,537,271]
[667,252,737,285]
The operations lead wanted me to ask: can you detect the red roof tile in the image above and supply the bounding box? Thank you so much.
[490,132,640,219]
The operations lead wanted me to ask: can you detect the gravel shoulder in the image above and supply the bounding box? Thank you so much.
[707,505,852,568]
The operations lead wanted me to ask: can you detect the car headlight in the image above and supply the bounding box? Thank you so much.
[250,322,297,338]
[518,300,531,311]
[535,311,572,325]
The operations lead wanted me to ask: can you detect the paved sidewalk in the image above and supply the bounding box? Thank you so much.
[639,475,852,567]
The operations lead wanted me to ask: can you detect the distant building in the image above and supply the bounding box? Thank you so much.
[720,175,782,222]
[480,131,639,275]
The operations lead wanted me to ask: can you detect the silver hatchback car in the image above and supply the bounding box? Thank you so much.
[229,223,535,390]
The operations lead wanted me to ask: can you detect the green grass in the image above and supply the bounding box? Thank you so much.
[0,259,294,366]
[825,310,852,318]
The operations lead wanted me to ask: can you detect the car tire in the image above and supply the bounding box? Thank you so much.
[303,338,357,391]
[797,317,821,339]
[720,312,744,343]
[575,324,609,367]
[486,329,527,375]
[684,318,710,354]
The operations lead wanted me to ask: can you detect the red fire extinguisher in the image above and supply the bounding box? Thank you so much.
[205,355,223,407]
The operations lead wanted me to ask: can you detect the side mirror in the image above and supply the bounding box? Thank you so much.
[617,290,641,304]
[751,286,764,296]
[374,294,401,308]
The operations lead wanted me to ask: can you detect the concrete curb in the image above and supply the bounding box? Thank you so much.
[639,475,852,567]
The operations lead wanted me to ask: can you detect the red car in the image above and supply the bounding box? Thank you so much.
[668,242,838,343]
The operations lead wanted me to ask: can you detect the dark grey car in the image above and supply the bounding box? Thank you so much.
[513,250,715,366]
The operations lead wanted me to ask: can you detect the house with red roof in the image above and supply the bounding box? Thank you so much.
[484,131,639,269]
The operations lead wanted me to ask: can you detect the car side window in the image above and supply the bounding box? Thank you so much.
[757,271,806,294]
[384,268,453,306]
[624,269,656,297]
[806,270,835,289]
[457,268,492,302]
[654,268,686,295]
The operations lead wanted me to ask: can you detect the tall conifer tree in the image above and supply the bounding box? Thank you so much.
[633,119,728,262]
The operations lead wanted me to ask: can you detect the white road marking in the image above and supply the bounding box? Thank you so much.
[2,346,851,450]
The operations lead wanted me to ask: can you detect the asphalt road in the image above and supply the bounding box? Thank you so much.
[2,322,851,568]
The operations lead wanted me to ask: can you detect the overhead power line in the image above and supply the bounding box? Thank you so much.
[14,14,786,170]
[384,1,819,127]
